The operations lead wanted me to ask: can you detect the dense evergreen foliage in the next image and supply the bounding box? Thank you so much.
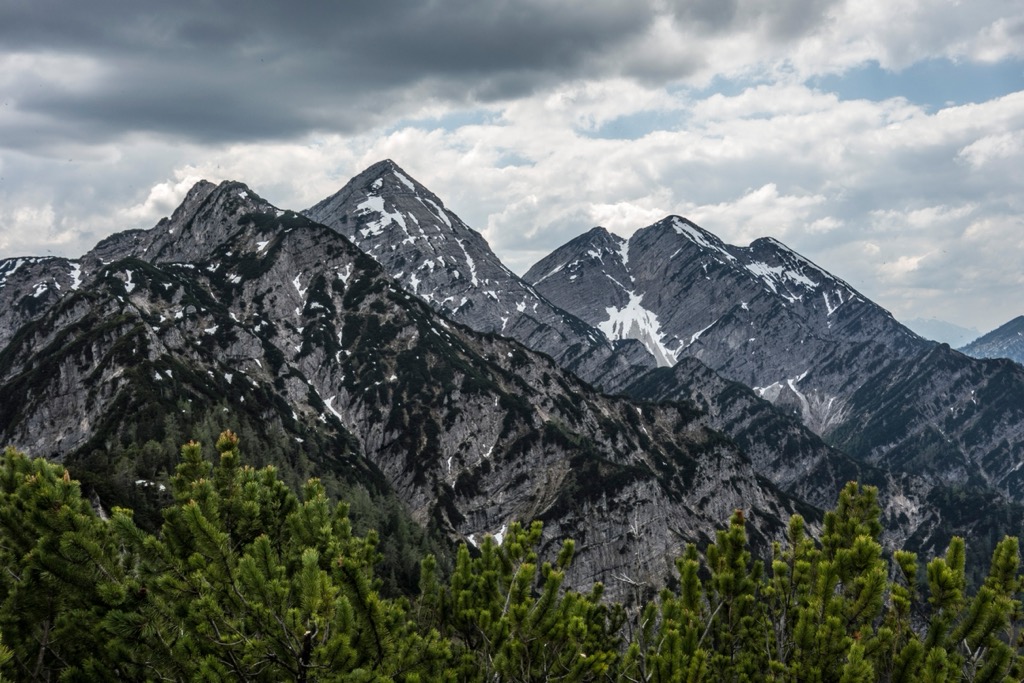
[0,435,1020,681]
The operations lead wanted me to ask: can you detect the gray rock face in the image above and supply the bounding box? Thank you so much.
[620,358,971,559]
[527,219,1024,511]
[303,160,655,391]
[960,316,1024,365]
[0,256,86,352]
[0,178,803,601]
[527,220,926,428]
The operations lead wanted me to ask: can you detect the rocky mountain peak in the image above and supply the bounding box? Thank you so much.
[305,159,464,247]
[303,163,652,388]
[180,178,218,207]
[526,226,627,287]
[960,315,1024,365]
[739,236,853,306]
[358,158,425,195]
[126,180,285,265]
[531,215,933,423]
[655,215,737,263]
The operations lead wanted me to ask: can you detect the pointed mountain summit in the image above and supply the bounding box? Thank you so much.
[529,216,925,429]
[960,315,1024,365]
[304,161,654,388]
[0,180,268,351]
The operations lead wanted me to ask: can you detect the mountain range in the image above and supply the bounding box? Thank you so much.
[902,318,980,347]
[2,160,1023,591]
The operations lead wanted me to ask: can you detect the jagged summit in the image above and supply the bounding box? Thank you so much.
[530,214,928,426]
[526,226,628,287]
[304,162,654,388]
[180,178,218,205]
[526,226,624,270]
[306,160,462,244]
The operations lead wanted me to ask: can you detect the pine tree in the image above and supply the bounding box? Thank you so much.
[760,512,818,678]
[929,536,1022,683]
[702,509,765,681]
[780,483,887,682]
[113,431,450,681]
[418,520,620,682]
[618,542,709,683]
[0,446,141,679]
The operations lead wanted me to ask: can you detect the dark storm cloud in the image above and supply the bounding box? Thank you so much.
[669,0,838,40]
[0,0,664,147]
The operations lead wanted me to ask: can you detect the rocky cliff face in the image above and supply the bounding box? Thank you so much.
[0,179,803,600]
[618,357,1024,568]
[527,220,926,430]
[0,256,87,352]
[960,316,1024,365]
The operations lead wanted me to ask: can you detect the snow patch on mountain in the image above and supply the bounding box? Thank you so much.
[292,274,307,299]
[69,263,83,290]
[394,169,417,192]
[823,289,846,315]
[754,371,846,432]
[598,292,677,367]
[672,218,735,262]
[419,197,451,228]
[685,318,720,347]
[745,262,817,296]
[356,195,407,237]
[323,395,344,421]
[533,262,564,285]
[335,264,353,284]
[2,258,27,281]
[457,239,479,286]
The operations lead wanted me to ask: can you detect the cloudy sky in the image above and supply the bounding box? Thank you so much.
[2,0,1022,334]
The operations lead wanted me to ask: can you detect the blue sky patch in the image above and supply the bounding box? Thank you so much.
[581,109,684,140]
[811,58,1024,110]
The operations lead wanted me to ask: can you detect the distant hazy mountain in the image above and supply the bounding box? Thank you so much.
[960,315,1024,365]
[903,317,981,347]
